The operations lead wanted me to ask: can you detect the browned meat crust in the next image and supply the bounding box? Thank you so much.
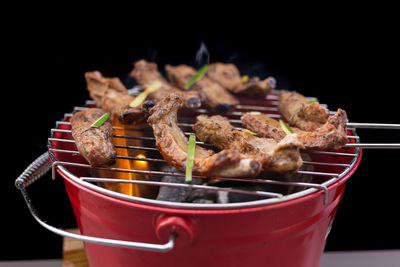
[165,64,239,113]
[279,90,330,131]
[147,94,262,177]
[130,60,201,109]
[241,109,349,150]
[194,115,304,173]
[207,63,241,91]
[70,108,116,167]
[207,62,276,97]
[237,76,276,98]
[85,71,147,124]
[298,109,348,150]
[241,112,287,141]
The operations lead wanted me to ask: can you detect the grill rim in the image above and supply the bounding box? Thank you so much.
[47,126,362,210]
[48,88,362,210]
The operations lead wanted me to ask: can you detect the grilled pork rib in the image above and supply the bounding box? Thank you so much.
[194,115,304,173]
[240,112,287,141]
[85,71,150,124]
[70,108,116,167]
[207,62,276,97]
[165,64,239,113]
[130,60,201,109]
[147,94,262,177]
[241,109,349,150]
[279,90,330,131]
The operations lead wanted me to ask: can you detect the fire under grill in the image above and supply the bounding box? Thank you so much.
[47,88,398,209]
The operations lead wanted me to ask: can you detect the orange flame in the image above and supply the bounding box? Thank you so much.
[134,154,148,169]
[102,117,137,196]
[98,116,155,198]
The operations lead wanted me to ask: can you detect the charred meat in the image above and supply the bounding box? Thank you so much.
[207,63,241,92]
[241,109,349,150]
[85,71,150,124]
[70,108,116,167]
[207,62,276,97]
[279,90,330,131]
[130,60,201,109]
[241,112,287,141]
[298,109,348,150]
[165,64,239,113]
[194,115,304,173]
[147,94,262,177]
[237,76,276,98]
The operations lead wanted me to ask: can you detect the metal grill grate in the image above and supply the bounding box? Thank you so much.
[47,89,398,209]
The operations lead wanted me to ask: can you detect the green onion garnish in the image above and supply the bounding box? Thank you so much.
[279,119,294,135]
[241,129,258,136]
[307,99,318,104]
[184,64,209,90]
[185,135,196,183]
[240,75,249,83]
[129,81,162,108]
[91,112,110,128]
[289,107,301,121]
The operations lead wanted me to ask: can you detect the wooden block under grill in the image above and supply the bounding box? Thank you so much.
[62,228,89,267]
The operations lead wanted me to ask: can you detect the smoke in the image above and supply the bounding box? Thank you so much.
[195,42,210,68]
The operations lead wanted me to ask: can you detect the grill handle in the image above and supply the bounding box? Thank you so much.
[15,152,176,252]
[15,152,52,188]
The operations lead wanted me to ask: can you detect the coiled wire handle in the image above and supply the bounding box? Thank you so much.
[15,152,52,188]
[15,152,175,252]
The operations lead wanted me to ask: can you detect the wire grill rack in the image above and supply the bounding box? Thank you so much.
[48,90,369,209]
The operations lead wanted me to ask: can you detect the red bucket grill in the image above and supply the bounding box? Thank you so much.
[49,91,362,208]
[17,89,366,267]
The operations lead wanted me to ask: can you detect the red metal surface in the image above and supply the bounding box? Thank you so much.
[55,150,360,267]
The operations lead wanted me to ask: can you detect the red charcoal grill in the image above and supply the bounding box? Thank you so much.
[15,88,400,267]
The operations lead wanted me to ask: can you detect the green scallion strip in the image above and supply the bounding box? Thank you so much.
[279,119,294,135]
[289,107,301,121]
[307,99,318,104]
[185,135,196,183]
[241,129,258,136]
[91,112,110,128]
[129,81,162,108]
[184,64,209,90]
[240,75,249,83]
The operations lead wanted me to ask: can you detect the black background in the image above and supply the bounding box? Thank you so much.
[4,22,400,260]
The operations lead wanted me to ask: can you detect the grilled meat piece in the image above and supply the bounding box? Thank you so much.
[165,64,239,113]
[130,60,201,109]
[279,90,330,131]
[241,112,287,141]
[70,108,116,167]
[207,62,276,97]
[241,109,349,150]
[194,115,304,173]
[237,76,276,98]
[298,109,348,150]
[147,94,262,177]
[85,71,150,124]
[207,63,241,92]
